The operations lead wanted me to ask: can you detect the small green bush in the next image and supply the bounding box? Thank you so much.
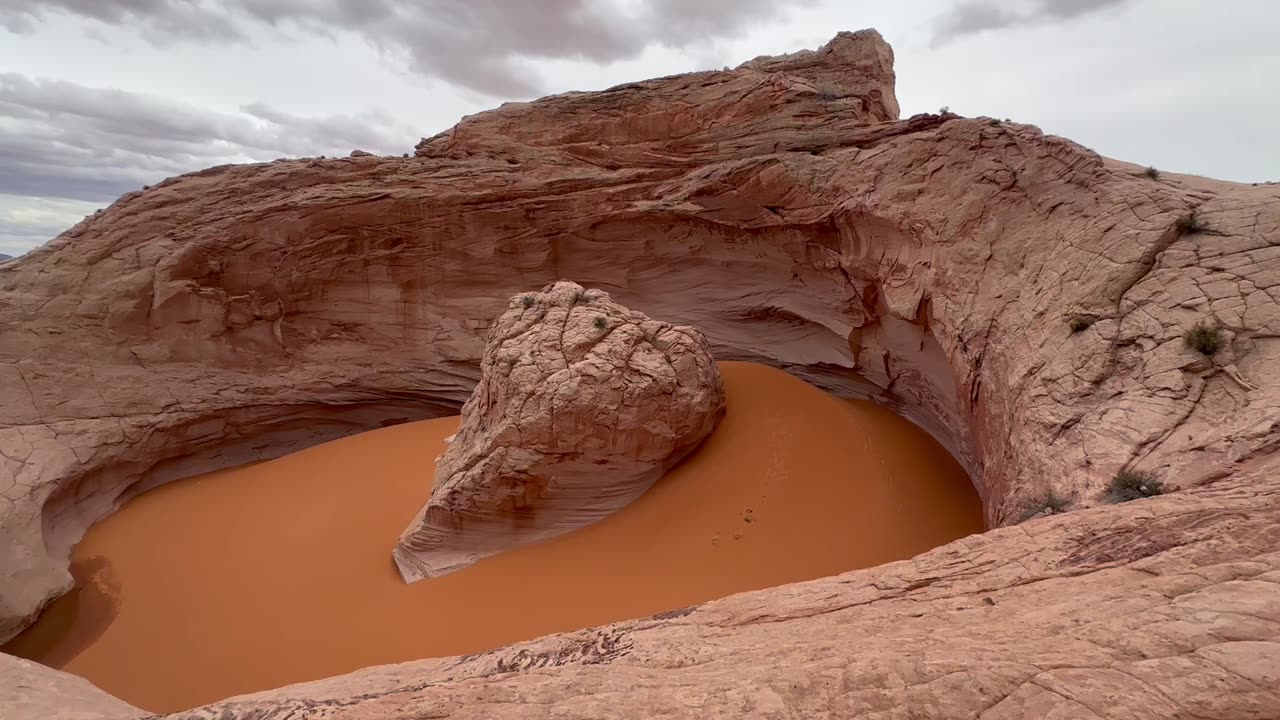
[816,88,840,102]
[593,316,607,330]
[520,295,535,308]
[939,105,950,114]
[1145,166,1160,180]
[1016,491,1070,522]
[1175,213,1205,234]
[1183,322,1222,355]
[1069,316,1092,334]
[1106,469,1164,503]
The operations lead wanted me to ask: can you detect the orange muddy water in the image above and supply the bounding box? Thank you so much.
[4,361,983,712]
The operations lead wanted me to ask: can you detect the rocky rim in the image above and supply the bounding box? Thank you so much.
[1,29,1278,719]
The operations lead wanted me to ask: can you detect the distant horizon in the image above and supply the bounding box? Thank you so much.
[3,0,1277,257]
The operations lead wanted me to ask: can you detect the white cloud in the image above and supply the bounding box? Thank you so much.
[0,194,98,256]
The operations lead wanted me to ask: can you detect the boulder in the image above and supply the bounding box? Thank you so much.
[393,281,725,581]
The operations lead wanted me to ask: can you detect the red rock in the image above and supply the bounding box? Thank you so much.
[1,28,1278,718]
[393,280,725,581]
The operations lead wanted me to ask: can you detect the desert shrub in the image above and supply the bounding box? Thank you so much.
[1175,213,1205,234]
[1016,491,1070,522]
[989,118,1002,126]
[1145,166,1160,180]
[1183,321,1222,355]
[816,88,840,101]
[520,295,535,308]
[1106,469,1164,503]
[939,105,950,114]
[593,316,607,330]
[1068,316,1092,334]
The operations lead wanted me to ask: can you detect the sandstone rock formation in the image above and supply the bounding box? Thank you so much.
[2,653,142,720]
[1,27,1279,718]
[393,280,724,581]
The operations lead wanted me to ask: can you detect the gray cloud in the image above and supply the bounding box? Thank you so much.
[0,72,420,203]
[1,0,814,97]
[0,69,419,251]
[0,0,240,39]
[933,0,1135,43]
[0,0,816,253]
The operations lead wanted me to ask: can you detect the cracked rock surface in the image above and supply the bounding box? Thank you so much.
[2,28,1279,719]
[393,280,724,581]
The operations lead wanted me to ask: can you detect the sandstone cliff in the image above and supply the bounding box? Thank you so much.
[1,28,1278,718]
[393,280,724,581]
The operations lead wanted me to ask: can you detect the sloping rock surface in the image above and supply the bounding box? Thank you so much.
[393,280,724,581]
[1,653,142,720]
[164,472,1279,719]
[1,27,1279,719]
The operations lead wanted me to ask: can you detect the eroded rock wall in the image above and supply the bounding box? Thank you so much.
[1,28,1277,669]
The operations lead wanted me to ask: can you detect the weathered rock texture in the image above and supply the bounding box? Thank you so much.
[166,472,1280,719]
[1,653,142,720]
[1,27,1279,718]
[14,472,1280,719]
[393,280,724,581]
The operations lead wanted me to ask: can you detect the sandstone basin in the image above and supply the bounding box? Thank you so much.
[2,26,1279,720]
[4,361,980,712]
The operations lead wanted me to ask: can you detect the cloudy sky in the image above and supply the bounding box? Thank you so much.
[1,0,1277,257]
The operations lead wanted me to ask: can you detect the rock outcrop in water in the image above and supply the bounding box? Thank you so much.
[1,28,1279,718]
[393,280,725,581]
